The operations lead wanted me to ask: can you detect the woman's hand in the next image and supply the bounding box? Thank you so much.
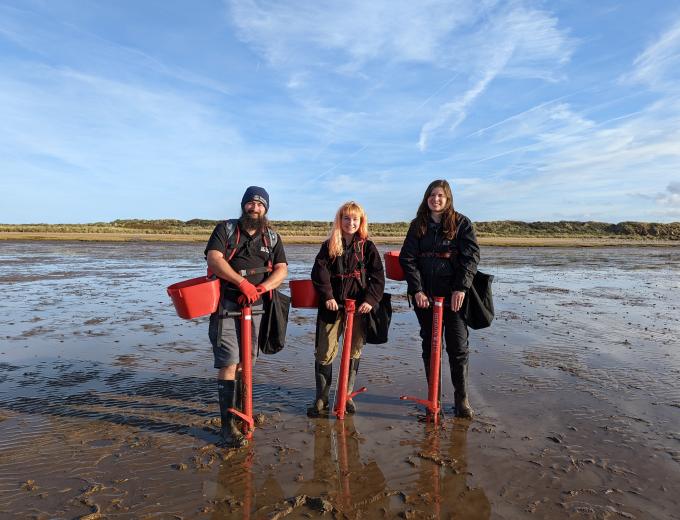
[451,290,465,312]
[415,291,429,309]
[325,298,339,311]
[357,302,372,314]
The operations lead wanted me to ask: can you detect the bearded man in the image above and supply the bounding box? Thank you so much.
[205,186,288,447]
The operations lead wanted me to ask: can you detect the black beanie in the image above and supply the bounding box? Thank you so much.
[241,186,269,211]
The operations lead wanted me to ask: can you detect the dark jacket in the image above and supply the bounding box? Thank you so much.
[311,236,385,310]
[399,213,480,299]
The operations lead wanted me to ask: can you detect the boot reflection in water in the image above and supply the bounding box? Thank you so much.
[409,423,490,519]
[295,418,392,516]
[444,422,490,518]
[211,447,286,520]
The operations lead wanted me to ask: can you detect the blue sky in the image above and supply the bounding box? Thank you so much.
[1,0,679,223]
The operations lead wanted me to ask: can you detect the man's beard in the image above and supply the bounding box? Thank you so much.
[240,211,268,232]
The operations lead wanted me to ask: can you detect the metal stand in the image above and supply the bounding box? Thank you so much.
[333,299,367,420]
[400,296,444,424]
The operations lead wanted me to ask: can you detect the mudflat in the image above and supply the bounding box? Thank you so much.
[1,230,679,247]
[0,241,678,519]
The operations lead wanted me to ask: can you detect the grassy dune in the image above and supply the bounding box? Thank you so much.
[1,219,679,246]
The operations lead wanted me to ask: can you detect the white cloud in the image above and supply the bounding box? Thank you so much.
[228,1,575,153]
[418,4,574,150]
[0,63,289,221]
[629,18,680,91]
[229,0,479,68]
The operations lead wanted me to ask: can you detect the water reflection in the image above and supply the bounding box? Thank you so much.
[406,422,490,519]
[296,418,391,517]
[211,447,284,519]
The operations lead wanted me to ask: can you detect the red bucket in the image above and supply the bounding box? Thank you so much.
[384,250,405,281]
[290,279,319,308]
[167,276,220,319]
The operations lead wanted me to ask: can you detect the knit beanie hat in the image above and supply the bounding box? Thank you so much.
[241,186,269,212]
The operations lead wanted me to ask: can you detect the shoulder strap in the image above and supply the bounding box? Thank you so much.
[267,228,278,248]
[224,219,241,261]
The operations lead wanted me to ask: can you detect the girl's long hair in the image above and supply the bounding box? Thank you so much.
[328,201,369,259]
[414,179,457,240]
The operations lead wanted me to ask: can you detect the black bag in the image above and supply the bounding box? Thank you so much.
[366,292,392,344]
[258,289,291,354]
[463,271,494,330]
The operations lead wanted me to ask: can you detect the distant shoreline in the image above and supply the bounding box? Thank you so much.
[1,231,678,247]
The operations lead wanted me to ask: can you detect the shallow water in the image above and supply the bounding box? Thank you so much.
[0,241,679,519]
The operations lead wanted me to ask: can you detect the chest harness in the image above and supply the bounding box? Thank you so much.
[331,239,367,287]
[220,219,278,279]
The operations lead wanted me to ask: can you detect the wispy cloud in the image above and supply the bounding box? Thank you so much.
[628,18,680,92]
[229,0,477,69]
[418,4,575,150]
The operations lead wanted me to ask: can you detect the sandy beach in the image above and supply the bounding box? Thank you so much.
[1,241,678,519]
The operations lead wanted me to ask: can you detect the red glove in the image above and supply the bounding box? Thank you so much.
[255,284,268,295]
[238,279,259,304]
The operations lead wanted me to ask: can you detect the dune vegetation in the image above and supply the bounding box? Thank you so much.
[1,219,679,241]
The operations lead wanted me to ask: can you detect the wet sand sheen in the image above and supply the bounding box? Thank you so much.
[0,241,679,519]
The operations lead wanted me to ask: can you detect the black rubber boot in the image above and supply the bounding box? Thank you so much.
[345,358,360,414]
[307,362,332,417]
[451,362,473,419]
[422,356,431,384]
[217,380,248,448]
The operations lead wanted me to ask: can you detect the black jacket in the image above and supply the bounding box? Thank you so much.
[399,213,480,299]
[311,236,385,308]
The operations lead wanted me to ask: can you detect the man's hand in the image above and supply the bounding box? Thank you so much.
[357,302,372,314]
[325,298,339,311]
[451,290,465,312]
[415,291,429,309]
[238,279,259,304]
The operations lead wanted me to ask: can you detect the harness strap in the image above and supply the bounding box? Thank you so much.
[238,266,273,277]
[418,252,453,258]
[332,270,362,280]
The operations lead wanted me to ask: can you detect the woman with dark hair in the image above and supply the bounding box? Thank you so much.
[399,180,480,418]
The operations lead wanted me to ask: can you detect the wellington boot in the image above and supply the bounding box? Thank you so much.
[451,361,474,419]
[217,380,249,448]
[345,358,360,414]
[454,395,474,419]
[307,362,332,418]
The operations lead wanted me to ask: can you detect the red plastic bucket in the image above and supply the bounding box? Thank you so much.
[290,279,319,308]
[167,276,220,319]
[384,250,405,281]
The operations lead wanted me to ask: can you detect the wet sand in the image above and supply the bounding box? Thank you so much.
[1,241,678,519]
[1,231,679,247]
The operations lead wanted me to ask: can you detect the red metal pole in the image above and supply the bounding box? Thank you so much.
[228,305,255,437]
[427,296,444,423]
[336,422,351,510]
[243,448,254,520]
[400,296,444,423]
[240,305,254,438]
[333,299,355,420]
